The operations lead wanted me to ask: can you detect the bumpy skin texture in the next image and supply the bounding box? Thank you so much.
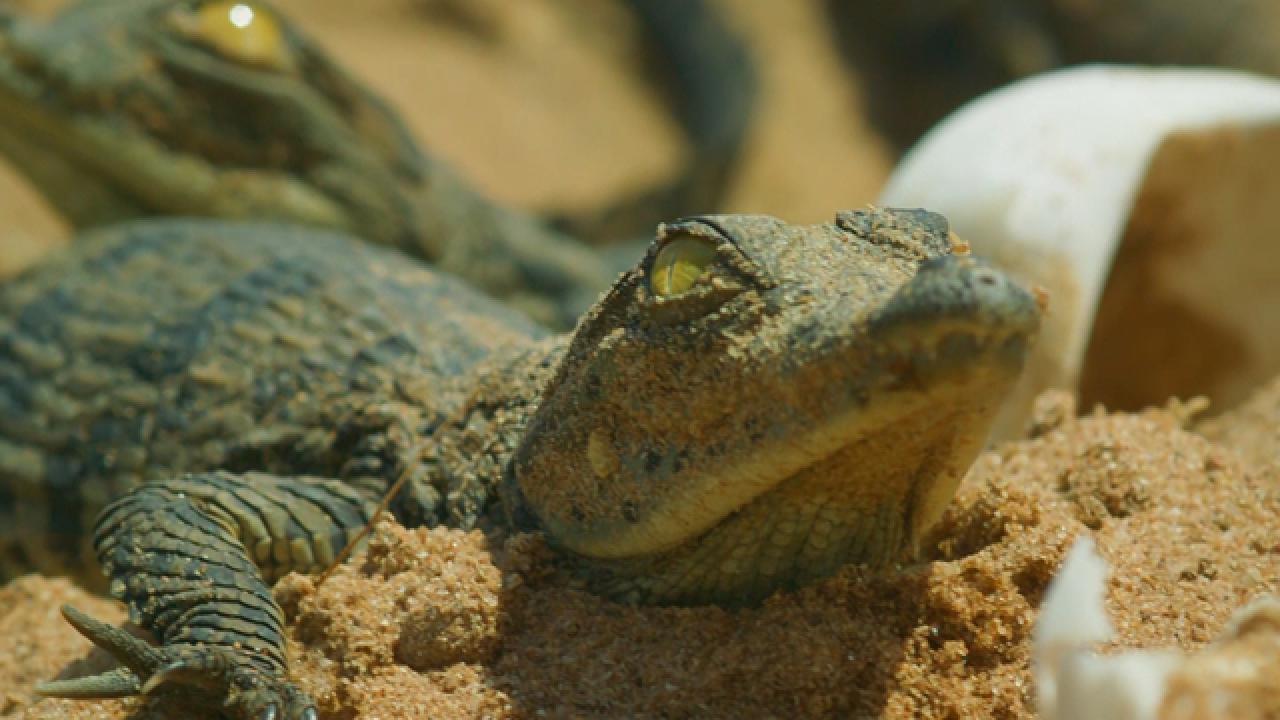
[509,210,1041,604]
[0,220,547,579]
[826,0,1280,151]
[1,210,1038,718]
[2,220,553,719]
[0,0,615,327]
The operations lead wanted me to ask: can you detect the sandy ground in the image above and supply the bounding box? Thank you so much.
[2,391,1277,719]
[2,2,1277,719]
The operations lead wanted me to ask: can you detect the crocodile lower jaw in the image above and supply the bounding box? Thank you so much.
[565,332,1030,606]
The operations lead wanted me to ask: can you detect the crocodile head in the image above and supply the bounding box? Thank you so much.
[0,0,430,252]
[507,207,1041,605]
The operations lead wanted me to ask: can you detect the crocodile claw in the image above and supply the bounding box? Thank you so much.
[37,605,317,720]
[35,606,161,697]
[35,666,142,698]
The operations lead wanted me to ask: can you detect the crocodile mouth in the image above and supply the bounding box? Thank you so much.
[723,325,1033,542]
[590,324,1033,560]
[536,250,1043,571]
[570,321,1036,605]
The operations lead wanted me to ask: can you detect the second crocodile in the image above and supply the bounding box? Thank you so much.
[0,0,759,328]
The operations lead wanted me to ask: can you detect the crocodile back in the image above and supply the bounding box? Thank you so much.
[0,219,544,583]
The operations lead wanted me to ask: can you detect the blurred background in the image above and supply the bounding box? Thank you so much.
[4,0,1280,416]
[0,0,895,277]
[7,0,1280,270]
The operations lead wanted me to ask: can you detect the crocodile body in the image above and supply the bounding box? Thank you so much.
[2,208,1039,719]
[0,0,757,328]
[0,219,548,585]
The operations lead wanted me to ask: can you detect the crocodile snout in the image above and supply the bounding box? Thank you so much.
[870,254,1041,341]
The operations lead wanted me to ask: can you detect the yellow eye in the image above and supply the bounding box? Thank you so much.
[189,1,291,70]
[649,235,718,297]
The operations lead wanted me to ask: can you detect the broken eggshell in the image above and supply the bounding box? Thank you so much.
[882,65,1280,438]
[1034,537,1280,720]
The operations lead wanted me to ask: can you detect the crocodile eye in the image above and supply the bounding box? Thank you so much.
[649,234,718,297]
[189,1,290,70]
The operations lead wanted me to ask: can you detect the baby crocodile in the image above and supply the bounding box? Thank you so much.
[1,209,1039,719]
[0,0,758,327]
[0,0,616,327]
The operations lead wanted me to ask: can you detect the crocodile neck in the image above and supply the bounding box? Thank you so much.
[396,336,570,528]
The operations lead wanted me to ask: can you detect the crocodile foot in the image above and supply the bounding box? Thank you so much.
[36,605,316,720]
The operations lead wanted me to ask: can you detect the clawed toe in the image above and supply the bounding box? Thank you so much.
[37,605,317,720]
[61,604,166,675]
[36,666,142,699]
[35,605,159,699]
[140,657,231,695]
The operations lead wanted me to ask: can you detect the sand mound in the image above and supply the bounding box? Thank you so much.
[4,390,1276,719]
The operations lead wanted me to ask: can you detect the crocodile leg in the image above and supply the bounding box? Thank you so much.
[37,471,377,720]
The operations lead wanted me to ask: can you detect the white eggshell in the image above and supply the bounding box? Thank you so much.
[882,65,1280,436]
[1034,538,1180,720]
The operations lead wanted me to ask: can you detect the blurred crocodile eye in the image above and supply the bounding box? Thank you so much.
[190,1,290,69]
[650,235,718,297]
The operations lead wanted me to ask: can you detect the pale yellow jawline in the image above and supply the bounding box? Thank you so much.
[559,360,1017,560]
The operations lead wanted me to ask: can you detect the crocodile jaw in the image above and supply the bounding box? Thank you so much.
[566,326,1031,606]
[508,212,1043,605]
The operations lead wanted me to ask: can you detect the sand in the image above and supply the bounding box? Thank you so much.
[2,388,1276,719]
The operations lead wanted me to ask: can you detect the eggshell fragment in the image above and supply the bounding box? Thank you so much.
[882,65,1280,436]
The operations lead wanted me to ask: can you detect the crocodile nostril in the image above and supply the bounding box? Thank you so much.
[974,269,1000,287]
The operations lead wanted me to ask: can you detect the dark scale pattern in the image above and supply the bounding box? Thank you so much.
[93,471,378,678]
[0,219,544,584]
[2,219,554,718]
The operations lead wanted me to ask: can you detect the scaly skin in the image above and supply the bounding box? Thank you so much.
[0,0,759,326]
[1,208,1039,719]
[0,0,619,327]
